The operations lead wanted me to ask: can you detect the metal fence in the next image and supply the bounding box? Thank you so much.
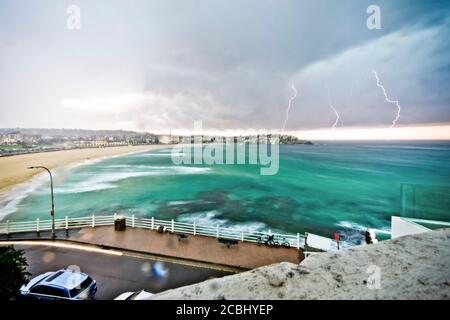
[0,214,307,250]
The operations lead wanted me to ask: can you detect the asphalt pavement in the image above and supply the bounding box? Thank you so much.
[6,243,232,300]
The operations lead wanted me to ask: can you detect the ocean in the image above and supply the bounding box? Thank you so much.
[1,142,449,244]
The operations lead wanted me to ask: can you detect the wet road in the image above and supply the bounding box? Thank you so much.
[6,243,232,300]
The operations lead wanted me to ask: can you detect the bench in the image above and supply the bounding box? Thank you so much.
[156,225,172,234]
[218,238,239,248]
[177,233,189,241]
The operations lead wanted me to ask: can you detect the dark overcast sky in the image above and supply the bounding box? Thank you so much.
[0,0,449,132]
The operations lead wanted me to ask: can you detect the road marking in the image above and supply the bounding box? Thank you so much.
[0,240,123,256]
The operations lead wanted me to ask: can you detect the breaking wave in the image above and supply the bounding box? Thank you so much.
[337,220,391,235]
[177,210,267,233]
[56,166,211,194]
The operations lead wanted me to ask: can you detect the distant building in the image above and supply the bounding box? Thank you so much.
[158,135,172,144]
[0,132,22,144]
[22,134,41,144]
[94,138,107,147]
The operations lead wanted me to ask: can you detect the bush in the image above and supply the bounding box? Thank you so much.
[0,246,31,300]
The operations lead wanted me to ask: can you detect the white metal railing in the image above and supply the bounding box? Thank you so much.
[0,214,309,250]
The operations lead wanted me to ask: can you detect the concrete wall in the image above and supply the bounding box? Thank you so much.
[391,216,430,239]
[151,229,450,300]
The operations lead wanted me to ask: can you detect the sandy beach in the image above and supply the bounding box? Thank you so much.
[0,145,171,194]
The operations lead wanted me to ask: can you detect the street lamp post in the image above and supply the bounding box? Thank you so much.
[28,166,55,238]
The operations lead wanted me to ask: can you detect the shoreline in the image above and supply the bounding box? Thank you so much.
[0,144,174,195]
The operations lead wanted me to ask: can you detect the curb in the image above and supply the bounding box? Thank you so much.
[0,237,247,273]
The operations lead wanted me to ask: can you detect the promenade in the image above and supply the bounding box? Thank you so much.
[0,225,304,270]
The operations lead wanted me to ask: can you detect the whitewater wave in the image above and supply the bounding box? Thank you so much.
[56,166,211,194]
[0,174,48,221]
[177,210,267,233]
[0,152,154,218]
[166,200,210,206]
[107,165,210,175]
[131,148,181,156]
[337,220,391,235]
[68,148,154,169]
[69,156,111,168]
[178,210,227,226]
[134,152,185,157]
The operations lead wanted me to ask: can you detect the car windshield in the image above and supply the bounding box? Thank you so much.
[69,276,93,297]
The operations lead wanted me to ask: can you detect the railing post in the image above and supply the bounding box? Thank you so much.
[132,215,135,228]
[65,216,69,230]
[114,213,117,220]
[151,217,154,230]
[171,219,174,233]
[297,233,300,250]
[36,218,40,234]
[269,229,272,235]
[216,225,219,238]
[92,214,95,228]
[193,221,196,235]
[241,231,244,242]
[6,220,9,235]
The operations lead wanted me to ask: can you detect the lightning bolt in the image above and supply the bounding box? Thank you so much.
[372,70,401,128]
[281,80,298,132]
[327,88,340,130]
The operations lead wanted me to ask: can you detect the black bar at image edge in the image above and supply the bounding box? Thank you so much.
[0,300,448,318]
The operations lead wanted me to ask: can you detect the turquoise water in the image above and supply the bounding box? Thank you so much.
[2,142,449,244]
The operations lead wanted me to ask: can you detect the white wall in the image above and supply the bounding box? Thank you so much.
[391,216,430,239]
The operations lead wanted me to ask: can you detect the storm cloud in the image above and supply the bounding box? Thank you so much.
[0,0,448,132]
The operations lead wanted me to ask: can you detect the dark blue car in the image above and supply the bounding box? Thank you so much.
[20,268,97,300]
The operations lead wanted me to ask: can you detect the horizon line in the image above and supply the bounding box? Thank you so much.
[1,123,450,141]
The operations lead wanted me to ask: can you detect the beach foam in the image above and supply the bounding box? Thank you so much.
[0,145,168,219]
[337,220,391,235]
[134,152,184,157]
[0,173,48,221]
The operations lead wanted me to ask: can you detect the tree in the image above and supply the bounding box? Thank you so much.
[0,246,30,300]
